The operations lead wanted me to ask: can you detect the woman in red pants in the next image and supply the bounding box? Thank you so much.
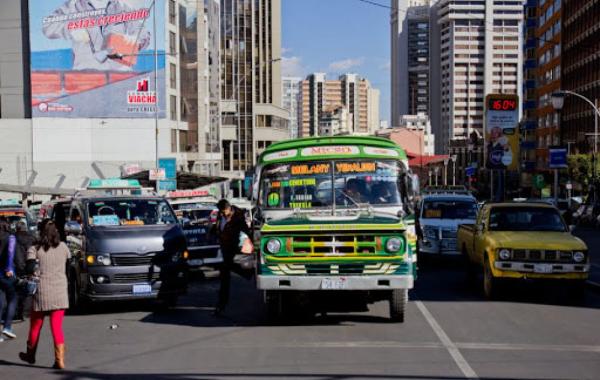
[19,221,70,369]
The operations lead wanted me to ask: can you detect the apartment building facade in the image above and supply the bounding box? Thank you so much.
[561,0,600,155]
[431,0,524,154]
[282,76,302,139]
[298,73,379,137]
[391,0,431,126]
[220,0,289,174]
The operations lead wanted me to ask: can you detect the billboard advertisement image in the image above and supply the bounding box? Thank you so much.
[485,94,520,171]
[29,0,165,118]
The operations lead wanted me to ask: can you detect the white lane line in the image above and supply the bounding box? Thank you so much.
[415,300,478,379]
[457,342,600,353]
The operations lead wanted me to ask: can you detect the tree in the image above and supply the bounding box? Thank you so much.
[568,154,600,189]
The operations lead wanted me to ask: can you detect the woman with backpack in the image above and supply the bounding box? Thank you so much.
[19,221,70,370]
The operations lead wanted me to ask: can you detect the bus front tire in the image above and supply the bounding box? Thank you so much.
[389,289,407,323]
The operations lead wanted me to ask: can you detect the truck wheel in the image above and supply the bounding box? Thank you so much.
[265,290,283,322]
[567,281,586,304]
[389,289,407,323]
[483,257,500,300]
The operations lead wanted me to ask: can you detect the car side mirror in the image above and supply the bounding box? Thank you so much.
[569,225,576,232]
[65,221,82,236]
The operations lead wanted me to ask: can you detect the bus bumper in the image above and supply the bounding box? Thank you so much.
[257,275,414,290]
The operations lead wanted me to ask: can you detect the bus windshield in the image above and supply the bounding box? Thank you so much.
[260,160,404,209]
[87,199,178,226]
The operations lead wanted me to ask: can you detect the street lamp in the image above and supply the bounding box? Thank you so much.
[443,158,449,186]
[552,90,600,179]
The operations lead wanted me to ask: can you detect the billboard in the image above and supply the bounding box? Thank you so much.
[485,94,520,171]
[29,0,165,118]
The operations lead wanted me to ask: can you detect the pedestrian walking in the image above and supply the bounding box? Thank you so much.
[19,221,70,369]
[213,199,252,315]
[0,218,19,339]
[14,221,35,321]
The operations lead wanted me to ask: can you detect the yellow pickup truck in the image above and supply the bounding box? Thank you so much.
[457,202,589,299]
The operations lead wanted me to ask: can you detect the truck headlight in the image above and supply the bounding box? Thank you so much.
[573,251,586,263]
[386,237,402,253]
[498,249,511,260]
[266,238,282,254]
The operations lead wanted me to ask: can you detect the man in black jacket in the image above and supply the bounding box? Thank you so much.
[213,199,251,315]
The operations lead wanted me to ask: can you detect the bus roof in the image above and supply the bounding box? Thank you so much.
[258,136,408,165]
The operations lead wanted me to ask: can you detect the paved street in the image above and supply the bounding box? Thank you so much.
[1,259,600,380]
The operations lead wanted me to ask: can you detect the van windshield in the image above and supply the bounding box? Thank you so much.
[87,199,177,226]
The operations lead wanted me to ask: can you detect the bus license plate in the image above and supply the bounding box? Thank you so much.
[534,264,553,274]
[132,284,152,294]
[321,278,347,290]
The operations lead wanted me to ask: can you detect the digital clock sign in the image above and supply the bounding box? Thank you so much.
[485,94,519,171]
[488,98,517,111]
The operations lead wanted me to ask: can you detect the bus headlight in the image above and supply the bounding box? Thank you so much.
[386,237,402,253]
[266,239,282,254]
[573,251,586,263]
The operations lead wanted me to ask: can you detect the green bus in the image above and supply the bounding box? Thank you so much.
[252,136,417,322]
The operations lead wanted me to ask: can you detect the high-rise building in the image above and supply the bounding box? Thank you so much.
[391,0,431,126]
[561,0,599,155]
[431,0,524,153]
[319,107,353,137]
[368,88,381,135]
[520,0,539,175]
[298,73,379,137]
[282,77,302,139]
[533,0,562,169]
[220,0,289,174]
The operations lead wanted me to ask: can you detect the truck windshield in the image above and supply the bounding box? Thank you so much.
[260,160,403,209]
[422,200,477,219]
[489,207,567,232]
[87,199,178,226]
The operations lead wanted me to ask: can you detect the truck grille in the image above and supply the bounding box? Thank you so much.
[511,249,573,262]
[112,272,160,284]
[112,254,156,266]
[441,228,457,239]
[267,262,404,275]
[290,235,378,256]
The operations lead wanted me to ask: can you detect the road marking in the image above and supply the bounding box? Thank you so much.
[415,300,478,379]
[456,342,600,353]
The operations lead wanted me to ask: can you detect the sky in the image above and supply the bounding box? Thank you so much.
[281,0,391,125]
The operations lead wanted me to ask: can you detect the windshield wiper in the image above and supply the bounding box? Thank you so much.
[339,191,373,213]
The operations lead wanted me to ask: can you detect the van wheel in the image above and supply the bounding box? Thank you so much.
[389,289,407,323]
[67,272,81,313]
[483,257,500,299]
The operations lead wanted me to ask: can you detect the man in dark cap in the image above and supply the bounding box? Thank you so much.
[213,199,251,315]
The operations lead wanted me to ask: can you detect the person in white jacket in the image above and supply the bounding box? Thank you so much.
[42,0,151,71]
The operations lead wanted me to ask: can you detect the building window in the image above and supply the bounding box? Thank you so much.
[169,0,176,25]
[169,31,176,56]
[171,129,177,153]
[170,95,177,121]
[170,63,176,89]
